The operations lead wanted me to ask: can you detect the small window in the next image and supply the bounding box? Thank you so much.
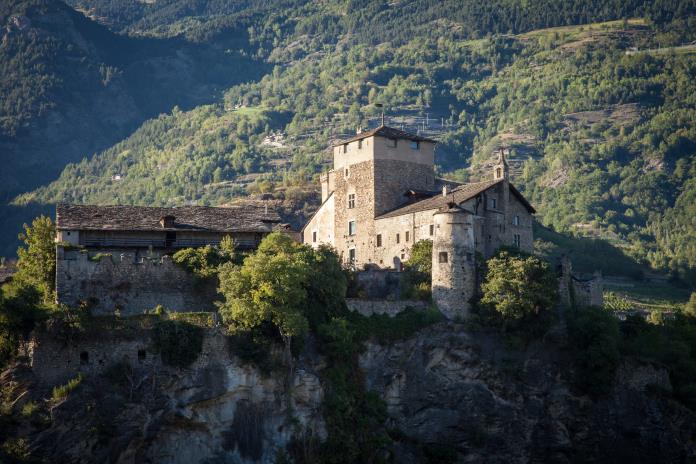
[138,349,146,362]
[513,215,520,226]
[345,168,349,177]
[358,139,363,149]
[348,220,356,236]
[514,234,521,248]
[410,140,420,150]
[348,193,355,209]
[405,231,410,242]
[67,231,71,236]
[80,351,89,365]
[348,248,356,263]
[429,224,434,236]
[396,233,400,244]
[491,198,497,209]
[438,252,448,263]
[312,231,317,243]
[376,234,382,247]
[496,167,502,178]
[387,138,397,148]
[343,143,348,153]
[401,253,405,260]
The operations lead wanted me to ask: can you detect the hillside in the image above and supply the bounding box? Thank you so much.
[17,5,696,286]
[0,0,265,255]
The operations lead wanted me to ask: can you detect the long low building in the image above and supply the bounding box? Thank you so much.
[55,203,283,315]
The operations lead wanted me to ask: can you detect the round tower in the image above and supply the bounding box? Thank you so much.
[431,203,477,320]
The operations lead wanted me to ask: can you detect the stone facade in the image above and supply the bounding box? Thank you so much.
[56,248,218,315]
[303,126,535,318]
[346,299,428,317]
[558,256,604,308]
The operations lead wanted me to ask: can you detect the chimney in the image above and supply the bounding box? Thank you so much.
[159,215,175,228]
[356,127,362,134]
[442,185,449,197]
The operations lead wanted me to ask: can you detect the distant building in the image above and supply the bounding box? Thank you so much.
[55,204,282,315]
[302,125,535,318]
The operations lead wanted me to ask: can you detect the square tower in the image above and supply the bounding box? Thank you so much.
[324,125,436,267]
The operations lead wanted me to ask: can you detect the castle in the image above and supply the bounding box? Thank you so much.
[302,125,535,318]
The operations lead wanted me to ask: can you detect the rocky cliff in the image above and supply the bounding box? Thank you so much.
[2,322,695,463]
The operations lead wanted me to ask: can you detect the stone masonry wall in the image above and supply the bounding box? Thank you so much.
[56,248,218,315]
[346,299,428,317]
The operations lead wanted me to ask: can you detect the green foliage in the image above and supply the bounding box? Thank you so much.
[603,292,634,312]
[15,216,55,304]
[481,251,558,321]
[685,293,696,317]
[567,307,620,396]
[401,240,432,300]
[0,281,45,369]
[20,401,38,418]
[51,374,84,401]
[218,233,346,351]
[152,319,204,367]
[172,241,235,279]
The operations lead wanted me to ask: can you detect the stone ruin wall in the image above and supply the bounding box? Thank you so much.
[56,248,218,316]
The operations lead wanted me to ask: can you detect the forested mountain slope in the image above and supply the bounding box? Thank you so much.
[4,0,696,286]
[0,0,265,255]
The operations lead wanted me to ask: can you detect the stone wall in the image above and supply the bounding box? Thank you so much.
[346,298,428,317]
[56,247,218,315]
[29,325,160,386]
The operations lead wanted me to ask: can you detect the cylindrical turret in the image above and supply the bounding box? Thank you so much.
[431,203,477,319]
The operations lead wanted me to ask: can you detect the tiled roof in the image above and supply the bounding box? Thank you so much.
[56,204,281,233]
[334,125,437,146]
[375,179,535,219]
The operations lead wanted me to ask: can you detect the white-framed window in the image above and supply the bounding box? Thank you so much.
[513,234,521,247]
[513,215,520,226]
[312,231,317,243]
[348,220,357,236]
[410,140,420,150]
[348,248,356,264]
[348,193,355,209]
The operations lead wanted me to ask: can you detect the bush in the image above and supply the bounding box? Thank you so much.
[567,307,620,396]
[52,374,84,401]
[480,251,558,325]
[152,320,204,367]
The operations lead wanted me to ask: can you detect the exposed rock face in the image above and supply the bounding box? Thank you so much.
[359,322,696,463]
[5,322,696,463]
[12,330,325,464]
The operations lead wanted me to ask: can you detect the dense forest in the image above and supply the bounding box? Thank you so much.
[2,0,696,287]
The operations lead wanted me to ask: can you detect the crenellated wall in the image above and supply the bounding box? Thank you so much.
[56,247,218,315]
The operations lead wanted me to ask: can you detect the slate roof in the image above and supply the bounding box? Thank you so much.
[334,124,437,146]
[56,204,281,233]
[375,179,535,219]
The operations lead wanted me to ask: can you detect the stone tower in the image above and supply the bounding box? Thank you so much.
[431,203,477,319]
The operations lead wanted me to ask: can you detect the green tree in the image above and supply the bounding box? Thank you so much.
[402,239,432,300]
[218,233,309,348]
[481,251,558,321]
[685,293,696,318]
[15,216,56,304]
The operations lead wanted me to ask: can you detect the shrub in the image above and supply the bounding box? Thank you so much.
[153,320,204,368]
[567,307,620,396]
[52,374,84,401]
[480,251,558,324]
[20,401,38,418]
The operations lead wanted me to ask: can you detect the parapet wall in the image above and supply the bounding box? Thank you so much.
[56,248,218,316]
[346,298,428,317]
